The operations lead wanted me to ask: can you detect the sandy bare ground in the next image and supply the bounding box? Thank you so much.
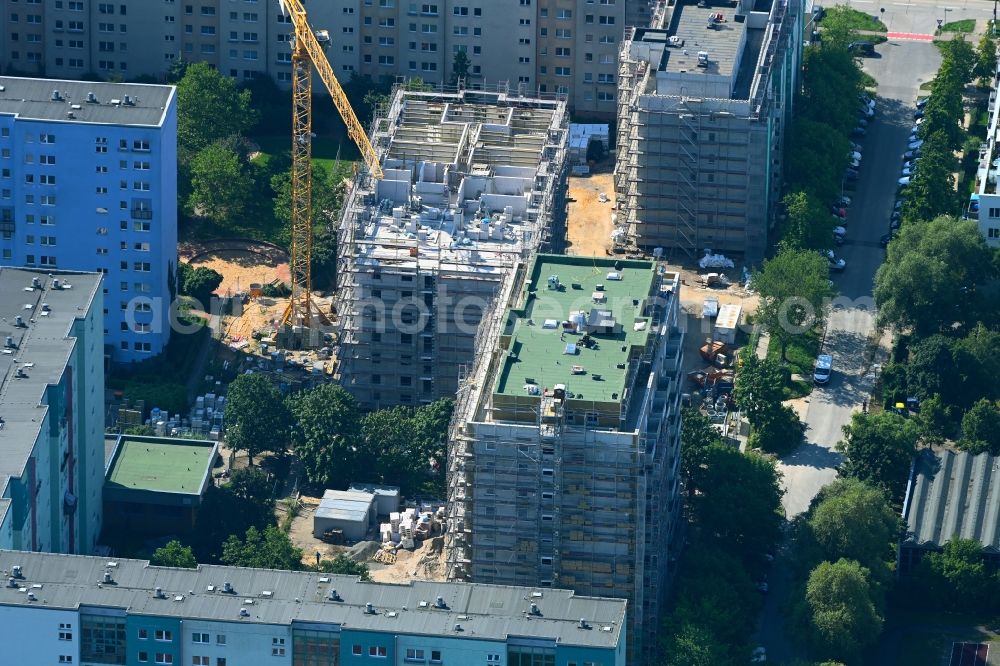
[566,167,615,257]
[188,250,290,298]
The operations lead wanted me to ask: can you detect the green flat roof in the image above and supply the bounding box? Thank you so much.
[107,437,215,495]
[494,255,657,403]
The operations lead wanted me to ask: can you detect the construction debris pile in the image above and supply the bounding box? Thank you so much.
[380,505,445,551]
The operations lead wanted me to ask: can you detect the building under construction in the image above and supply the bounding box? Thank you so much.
[445,253,685,662]
[334,88,569,410]
[614,0,804,263]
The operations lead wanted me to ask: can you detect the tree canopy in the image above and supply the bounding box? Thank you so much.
[782,191,837,251]
[223,374,292,465]
[315,554,372,581]
[960,399,1000,455]
[178,262,223,307]
[191,467,276,563]
[752,248,835,360]
[360,399,453,497]
[915,537,997,612]
[800,559,883,664]
[836,411,919,504]
[804,478,900,578]
[286,383,363,490]
[679,408,722,496]
[150,540,197,569]
[176,62,256,156]
[874,216,995,337]
[695,444,784,563]
[187,140,255,224]
[221,525,303,570]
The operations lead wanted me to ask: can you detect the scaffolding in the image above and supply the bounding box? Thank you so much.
[444,259,686,663]
[332,87,569,410]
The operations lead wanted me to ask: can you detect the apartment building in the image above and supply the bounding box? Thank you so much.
[445,254,685,662]
[0,76,177,362]
[0,268,105,556]
[0,549,628,666]
[614,0,803,263]
[334,87,568,409]
[967,64,1000,244]
[0,0,662,117]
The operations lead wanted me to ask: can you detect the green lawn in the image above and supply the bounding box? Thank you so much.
[767,329,821,399]
[821,6,888,32]
[938,19,976,34]
[250,134,359,173]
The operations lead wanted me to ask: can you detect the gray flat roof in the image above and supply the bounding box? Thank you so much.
[659,0,746,78]
[316,490,375,523]
[0,550,626,649]
[903,449,1000,552]
[0,269,101,526]
[348,482,400,498]
[0,76,174,127]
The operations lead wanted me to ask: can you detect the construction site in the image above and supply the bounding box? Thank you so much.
[445,253,686,662]
[614,0,803,264]
[332,88,569,410]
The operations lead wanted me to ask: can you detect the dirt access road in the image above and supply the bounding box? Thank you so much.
[565,166,615,257]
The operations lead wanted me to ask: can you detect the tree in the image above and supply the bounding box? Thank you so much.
[800,559,883,664]
[188,141,254,223]
[150,540,197,569]
[315,554,372,581]
[680,408,722,496]
[450,50,471,87]
[836,411,919,504]
[190,469,276,563]
[178,262,224,307]
[221,525,303,570]
[752,248,835,361]
[974,32,998,87]
[733,355,787,425]
[695,445,784,562]
[748,403,805,456]
[917,538,996,611]
[817,6,864,47]
[804,478,900,577]
[915,394,954,445]
[785,120,851,206]
[286,383,362,489]
[960,399,1000,454]
[176,62,256,156]
[938,35,977,84]
[662,622,731,666]
[271,162,347,235]
[782,191,836,251]
[223,373,292,465]
[875,216,996,337]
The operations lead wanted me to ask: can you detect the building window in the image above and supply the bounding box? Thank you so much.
[139,653,148,663]
[138,630,148,640]
[272,637,286,657]
[369,646,388,657]
[155,654,173,665]
[192,658,209,666]
[352,645,362,656]
[989,207,1000,218]
[192,633,209,644]
[989,228,1000,239]
[154,630,172,642]
[405,648,425,662]
[430,651,442,664]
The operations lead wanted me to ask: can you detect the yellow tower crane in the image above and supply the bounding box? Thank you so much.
[279,0,383,329]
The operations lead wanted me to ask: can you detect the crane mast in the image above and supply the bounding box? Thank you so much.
[279,0,383,330]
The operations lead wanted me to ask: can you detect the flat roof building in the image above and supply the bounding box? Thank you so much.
[0,268,104,555]
[614,0,804,263]
[103,435,218,536]
[313,490,377,542]
[900,449,1000,573]
[446,254,685,663]
[0,549,627,666]
[335,88,568,409]
[0,76,178,363]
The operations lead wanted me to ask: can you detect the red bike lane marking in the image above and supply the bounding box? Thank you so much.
[886,32,934,41]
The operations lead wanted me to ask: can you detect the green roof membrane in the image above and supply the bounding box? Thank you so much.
[107,437,214,494]
[495,255,657,404]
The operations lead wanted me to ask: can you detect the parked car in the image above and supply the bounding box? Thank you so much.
[752,647,767,664]
[849,41,876,56]
[757,581,769,594]
[849,141,863,152]
[845,168,859,181]
[894,199,904,211]
[898,176,911,187]
[916,96,929,108]
[904,148,921,160]
[814,354,833,384]
[860,94,875,108]
[908,139,924,150]
[879,232,896,247]
[831,205,847,218]
[890,216,901,230]
[837,194,853,207]
[848,150,862,161]
[851,126,868,138]
[857,117,869,127]
[859,106,875,118]
[901,166,915,177]
[849,157,861,169]
[914,109,925,120]
[812,4,825,20]
[829,256,846,271]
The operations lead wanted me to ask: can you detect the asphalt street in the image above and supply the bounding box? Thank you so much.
[778,39,942,517]
[755,24,954,662]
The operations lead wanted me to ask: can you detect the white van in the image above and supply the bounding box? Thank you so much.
[814,354,833,385]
